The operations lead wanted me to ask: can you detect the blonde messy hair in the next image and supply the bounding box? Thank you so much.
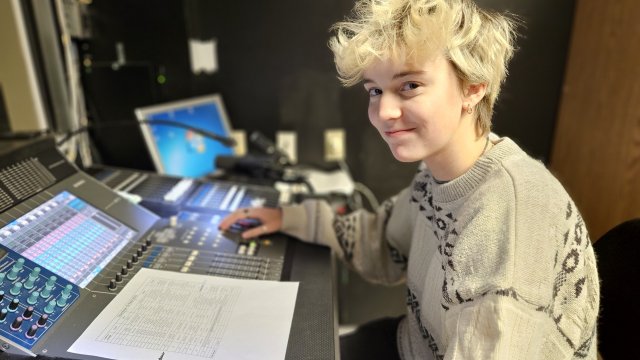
[329,0,518,134]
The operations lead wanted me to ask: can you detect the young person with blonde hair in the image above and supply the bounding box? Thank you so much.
[221,0,599,358]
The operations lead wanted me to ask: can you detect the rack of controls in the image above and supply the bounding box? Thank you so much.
[0,247,78,355]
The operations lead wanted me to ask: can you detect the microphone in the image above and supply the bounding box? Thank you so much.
[215,154,284,180]
[249,131,290,166]
[139,119,237,148]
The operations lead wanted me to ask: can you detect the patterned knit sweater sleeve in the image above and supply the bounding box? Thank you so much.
[279,186,415,285]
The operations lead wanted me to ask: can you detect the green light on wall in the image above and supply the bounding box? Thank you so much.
[157,74,167,84]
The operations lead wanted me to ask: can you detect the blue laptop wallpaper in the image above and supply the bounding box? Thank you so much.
[137,95,235,178]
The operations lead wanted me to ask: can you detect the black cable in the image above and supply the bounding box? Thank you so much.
[56,126,88,146]
[0,130,52,140]
[55,119,236,148]
[141,119,236,147]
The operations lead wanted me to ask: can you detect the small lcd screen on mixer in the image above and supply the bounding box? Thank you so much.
[0,191,137,287]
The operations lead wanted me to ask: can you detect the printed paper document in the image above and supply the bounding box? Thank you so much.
[69,268,298,360]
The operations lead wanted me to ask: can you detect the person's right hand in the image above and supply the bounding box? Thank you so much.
[218,207,283,239]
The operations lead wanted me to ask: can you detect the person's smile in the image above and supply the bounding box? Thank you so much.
[384,128,416,138]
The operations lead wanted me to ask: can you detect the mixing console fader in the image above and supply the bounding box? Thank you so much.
[141,212,286,281]
[90,213,287,295]
[143,246,284,280]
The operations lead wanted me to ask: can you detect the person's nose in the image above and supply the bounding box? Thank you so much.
[377,94,402,121]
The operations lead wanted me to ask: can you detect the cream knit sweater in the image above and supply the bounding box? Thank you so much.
[281,137,599,359]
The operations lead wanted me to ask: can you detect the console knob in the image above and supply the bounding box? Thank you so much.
[27,291,39,305]
[56,295,68,308]
[44,300,56,314]
[126,260,133,269]
[108,279,117,290]
[132,254,139,263]
[61,284,72,297]
[8,298,19,311]
[7,258,25,280]
[23,306,34,319]
[115,273,123,283]
[0,290,4,302]
[121,266,128,276]
[24,267,40,289]
[0,309,7,321]
[30,267,41,277]
[24,277,36,289]
[7,267,20,281]
[26,324,38,338]
[37,313,48,326]
[9,282,22,296]
[145,238,152,247]
[45,275,57,288]
[136,249,143,257]
[141,244,147,252]
[11,316,23,330]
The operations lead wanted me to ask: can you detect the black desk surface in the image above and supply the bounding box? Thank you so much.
[285,241,338,360]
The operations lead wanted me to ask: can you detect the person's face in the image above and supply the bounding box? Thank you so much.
[363,55,472,164]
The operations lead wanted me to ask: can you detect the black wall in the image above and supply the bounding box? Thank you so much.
[82,0,575,201]
[479,0,575,164]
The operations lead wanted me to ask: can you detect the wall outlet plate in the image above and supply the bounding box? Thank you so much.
[276,131,297,164]
[230,129,247,156]
[324,128,346,162]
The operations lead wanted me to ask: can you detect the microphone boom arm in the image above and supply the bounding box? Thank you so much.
[140,119,237,148]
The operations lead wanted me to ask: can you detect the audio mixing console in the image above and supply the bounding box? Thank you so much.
[0,137,305,359]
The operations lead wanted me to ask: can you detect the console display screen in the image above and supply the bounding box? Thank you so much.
[0,191,137,287]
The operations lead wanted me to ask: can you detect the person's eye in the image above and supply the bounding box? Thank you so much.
[367,88,382,97]
[400,82,421,92]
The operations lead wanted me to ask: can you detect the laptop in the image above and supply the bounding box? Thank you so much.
[135,94,236,178]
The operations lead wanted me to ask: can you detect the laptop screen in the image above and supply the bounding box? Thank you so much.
[135,94,235,178]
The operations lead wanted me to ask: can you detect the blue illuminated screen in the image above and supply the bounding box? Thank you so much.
[146,101,234,178]
[0,191,137,288]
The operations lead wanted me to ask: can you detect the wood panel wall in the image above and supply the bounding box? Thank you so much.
[551,0,640,241]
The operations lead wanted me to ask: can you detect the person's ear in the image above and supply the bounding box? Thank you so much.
[463,83,487,107]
